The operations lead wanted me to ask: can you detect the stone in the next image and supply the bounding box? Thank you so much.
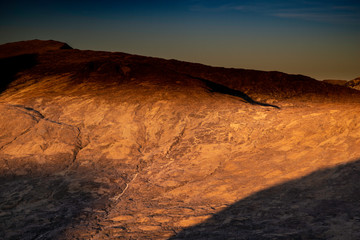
[1,40,360,240]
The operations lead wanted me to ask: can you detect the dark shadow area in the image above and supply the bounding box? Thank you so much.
[74,59,130,84]
[0,165,124,240]
[0,54,38,93]
[170,159,360,239]
[186,75,280,109]
[59,43,73,50]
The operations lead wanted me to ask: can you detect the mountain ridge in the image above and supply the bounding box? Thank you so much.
[1,40,360,239]
[1,40,359,105]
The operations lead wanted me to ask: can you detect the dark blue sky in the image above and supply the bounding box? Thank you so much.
[1,0,359,79]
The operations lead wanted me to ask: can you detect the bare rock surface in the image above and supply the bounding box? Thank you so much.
[346,77,360,90]
[1,40,360,239]
[323,79,348,86]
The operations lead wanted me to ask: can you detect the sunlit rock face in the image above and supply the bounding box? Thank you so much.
[1,40,360,239]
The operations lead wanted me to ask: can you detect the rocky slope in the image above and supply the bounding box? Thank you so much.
[323,77,360,91]
[346,77,360,90]
[1,40,360,239]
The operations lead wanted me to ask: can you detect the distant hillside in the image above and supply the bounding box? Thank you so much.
[346,77,360,90]
[323,77,360,91]
[322,79,347,86]
[1,40,359,104]
[0,39,72,59]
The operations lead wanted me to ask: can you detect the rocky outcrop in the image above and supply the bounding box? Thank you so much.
[346,77,360,90]
[0,104,82,175]
[1,40,360,239]
[323,77,360,91]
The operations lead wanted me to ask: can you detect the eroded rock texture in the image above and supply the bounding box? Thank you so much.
[1,40,360,239]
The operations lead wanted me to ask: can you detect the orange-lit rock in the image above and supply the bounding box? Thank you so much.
[1,40,360,239]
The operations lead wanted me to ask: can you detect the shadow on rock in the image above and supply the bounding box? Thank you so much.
[0,54,38,93]
[170,159,360,239]
[186,74,280,109]
[0,165,122,240]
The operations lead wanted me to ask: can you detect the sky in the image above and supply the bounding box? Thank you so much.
[1,0,359,80]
